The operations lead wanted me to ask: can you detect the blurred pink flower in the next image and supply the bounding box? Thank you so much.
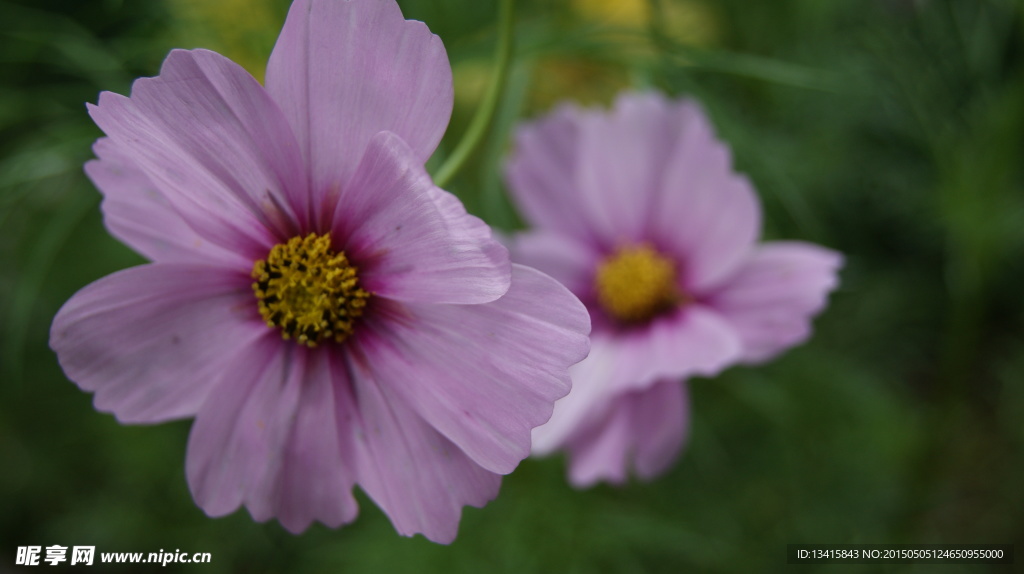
[50,0,589,543]
[505,92,841,487]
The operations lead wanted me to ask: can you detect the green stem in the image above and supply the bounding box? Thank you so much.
[432,0,515,189]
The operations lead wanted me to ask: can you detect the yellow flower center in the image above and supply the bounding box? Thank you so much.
[594,244,684,323]
[251,233,370,347]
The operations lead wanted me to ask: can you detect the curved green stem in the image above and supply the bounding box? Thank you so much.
[432,0,515,189]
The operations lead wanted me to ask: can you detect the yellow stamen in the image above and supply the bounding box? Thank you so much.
[251,233,370,347]
[594,244,684,323]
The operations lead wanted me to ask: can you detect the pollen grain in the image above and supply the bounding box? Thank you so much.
[251,233,370,347]
[594,243,684,324]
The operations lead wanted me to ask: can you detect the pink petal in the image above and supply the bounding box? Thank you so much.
[605,305,743,393]
[424,183,497,243]
[186,338,359,533]
[506,231,597,299]
[88,49,309,259]
[563,380,689,487]
[352,264,590,475]
[345,360,501,544]
[573,92,693,245]
[530,336,623,456]
[705,241,843,363]
[649,97,761,291]
[334,131,510,305]
[627,380,689,479]
[532,314,713,460]
[564,392,632,486]
[266,0,452,212]
[504,103,598,242]
[533,309,736,457]
[49,264,263,423]
[86,138,248,269]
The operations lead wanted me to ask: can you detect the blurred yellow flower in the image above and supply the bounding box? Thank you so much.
[571,0,648,29]
[527,57,631,111]
[518,0,719,111]
[572,0,718,46]
[166,0,282,82]
[452,59,493,111]
[661,0,718,46]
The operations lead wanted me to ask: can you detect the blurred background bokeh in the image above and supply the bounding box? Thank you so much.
[2,0,1023,571]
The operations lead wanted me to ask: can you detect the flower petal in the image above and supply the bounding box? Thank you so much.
[562,380,689,487]
[506,231,597,299]
[88,49,309,259]
[49,264,262,423]
[564,392,632,486]
[186,338,359,533]
[626,380,689,479]
[266,0,452,206]
[345,361,501,544]
[650,98,761,291]
[353,264,590,474]
[504,103,598,242]
[573,92,693,245]
[705,241,843,363]
[86,138,249,268]
[540,378,689,488]
[530,336,622,456]
[334,131,510,305]
[530,305,732,453]
[606,305,742,393]
[531,315,708,455]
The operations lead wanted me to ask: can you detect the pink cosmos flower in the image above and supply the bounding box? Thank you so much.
[49,0,590,544]
[505,92,842,487]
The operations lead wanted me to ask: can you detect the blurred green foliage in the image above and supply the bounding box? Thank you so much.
[2,0,1023,571]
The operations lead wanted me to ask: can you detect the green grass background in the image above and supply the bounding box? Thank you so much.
[1,0,1023,571]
